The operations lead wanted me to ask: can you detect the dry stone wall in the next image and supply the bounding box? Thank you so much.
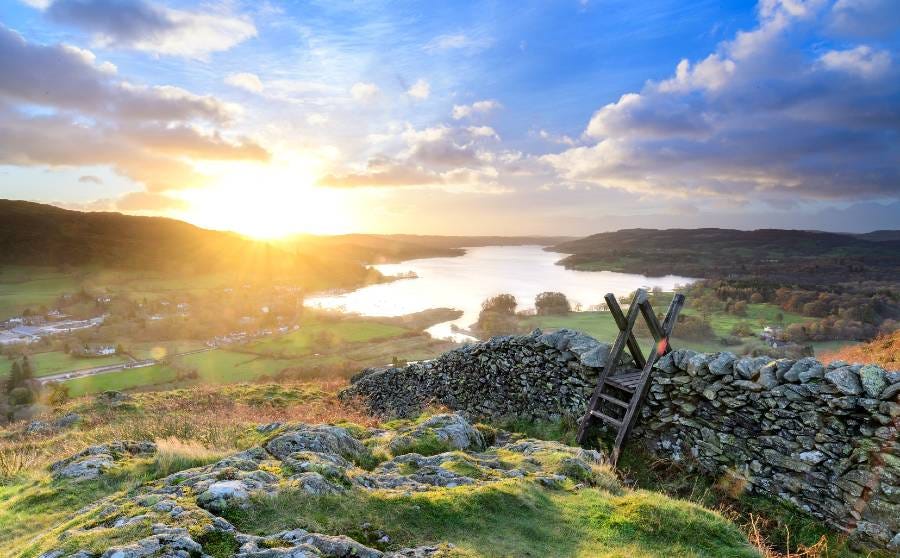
[342,329,900,550]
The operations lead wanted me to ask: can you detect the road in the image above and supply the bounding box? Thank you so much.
[37,347,214,385]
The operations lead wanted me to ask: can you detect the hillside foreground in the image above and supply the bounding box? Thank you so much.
[1,382,891,558]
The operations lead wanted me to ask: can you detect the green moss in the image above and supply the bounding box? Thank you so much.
[197,530,240,558]
[441,459,485,480]
[390,432,453,457]
[224,479,759,558]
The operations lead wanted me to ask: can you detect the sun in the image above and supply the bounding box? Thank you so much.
[177,161,355,239]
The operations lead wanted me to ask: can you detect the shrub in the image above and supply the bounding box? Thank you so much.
[9,386,34,405]
[47,382,71,405]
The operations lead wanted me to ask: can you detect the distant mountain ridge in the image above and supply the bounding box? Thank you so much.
[550,228,900,283]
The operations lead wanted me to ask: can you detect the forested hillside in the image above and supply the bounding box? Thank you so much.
[551,228,900,283]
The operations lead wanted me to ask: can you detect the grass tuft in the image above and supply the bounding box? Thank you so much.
[151,437,229,478]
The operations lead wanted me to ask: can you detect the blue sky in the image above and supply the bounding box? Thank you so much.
[0,0,898,236]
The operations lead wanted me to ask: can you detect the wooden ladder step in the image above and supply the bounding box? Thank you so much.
[605,371,642,393]
[589,410,623,428]
[599,393,630,407]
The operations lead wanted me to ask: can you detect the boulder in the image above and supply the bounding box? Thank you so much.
[50,441,155,482]
[389,414,485,455]
[266,425,368,463]
[197,480,251,512]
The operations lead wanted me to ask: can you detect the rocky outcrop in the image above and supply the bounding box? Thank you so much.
[342,329,900,550]
[36,415,611,558]
[49,440,156,481]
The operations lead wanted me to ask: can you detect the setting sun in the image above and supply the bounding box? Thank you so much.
[178,161,355,239]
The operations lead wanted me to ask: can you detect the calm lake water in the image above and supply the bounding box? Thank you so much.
[306,245,694,340]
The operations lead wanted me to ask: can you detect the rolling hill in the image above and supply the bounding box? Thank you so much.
[550,228,900,283]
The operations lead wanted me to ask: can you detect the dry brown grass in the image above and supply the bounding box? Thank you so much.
[745,514,830,558]
[820,331,900,369]
[0,381,376,480]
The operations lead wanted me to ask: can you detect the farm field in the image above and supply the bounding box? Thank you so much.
[525,304,856,357]
[0,350,125,379]
[523,311,723,353]
[245,320,411,358]
[128,340,208,360]
[0,267,82,320]
[57,328,457,396]
[61,363,178,397]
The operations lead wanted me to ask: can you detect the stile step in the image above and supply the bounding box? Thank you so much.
[599,393,630,407]
[590,410,623,428]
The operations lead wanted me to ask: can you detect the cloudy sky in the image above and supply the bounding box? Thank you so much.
[1,0,898,237]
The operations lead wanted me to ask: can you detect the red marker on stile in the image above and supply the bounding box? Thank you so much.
[657,337,669,355]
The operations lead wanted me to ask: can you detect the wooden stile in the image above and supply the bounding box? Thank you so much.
[576,288,685,465]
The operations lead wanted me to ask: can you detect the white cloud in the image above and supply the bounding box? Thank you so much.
[819,45,891,79]
[0,24,267,193]
[537,129,576,146]
[451,99,501,120]
[467,126,499,139]
[38,0,256,59]
[306,113,329,126]
[424,33,493,53]
[318,123,521,192]
[225,72,264,93]
[543,0,900,203]
[350,82,380,102]
[407,78,430,100]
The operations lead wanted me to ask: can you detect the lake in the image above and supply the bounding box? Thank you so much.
[306,245,694,340]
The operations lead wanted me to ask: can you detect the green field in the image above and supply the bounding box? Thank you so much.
[0,267,81,320]
[524,312,724,354]
[680,303,807,338]
[128,340,208,360]
[61,364,178,397]
[172,350,306,384]
[0,351,125,379]
[245,320,411,358]
[525,302,812,355]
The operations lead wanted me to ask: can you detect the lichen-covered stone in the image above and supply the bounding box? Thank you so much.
[49,441,156,481]
[389,414,485,455]
[266,425,368,463]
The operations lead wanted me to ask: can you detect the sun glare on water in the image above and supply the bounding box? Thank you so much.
[178,161,354,239]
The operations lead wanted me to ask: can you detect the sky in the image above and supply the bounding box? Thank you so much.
[0,0,898,237]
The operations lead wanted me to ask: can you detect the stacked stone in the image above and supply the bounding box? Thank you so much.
[634,349,899,548]
[343,328,621,420]
[343,329,899,549]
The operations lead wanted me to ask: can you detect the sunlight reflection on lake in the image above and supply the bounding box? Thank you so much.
[305,245,694,341]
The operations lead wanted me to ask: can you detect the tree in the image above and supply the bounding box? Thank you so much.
[5,360,21,394]
[20,356,33,382]
[476,294,520,338]
[535,292,571,316]
[481,294,517,315]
